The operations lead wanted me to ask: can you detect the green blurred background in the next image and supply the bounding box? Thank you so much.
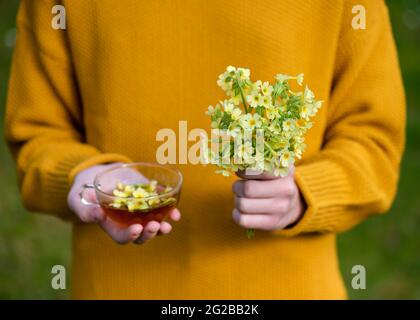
[0,0,419,299]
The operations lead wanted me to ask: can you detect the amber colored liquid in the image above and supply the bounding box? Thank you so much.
[101,204,175,226]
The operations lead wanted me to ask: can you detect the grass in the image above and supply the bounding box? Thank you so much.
[0,0,419,299]
[337,1,420,299]
[0,0,70,299]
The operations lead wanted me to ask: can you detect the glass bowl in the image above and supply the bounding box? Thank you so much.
[79,162,182,226]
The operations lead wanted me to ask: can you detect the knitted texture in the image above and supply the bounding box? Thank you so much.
[5,0,405,299]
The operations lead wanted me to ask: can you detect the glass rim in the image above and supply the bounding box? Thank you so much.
[93,162,183,200]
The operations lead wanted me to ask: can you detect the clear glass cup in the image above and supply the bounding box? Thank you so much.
[80,162,182,226]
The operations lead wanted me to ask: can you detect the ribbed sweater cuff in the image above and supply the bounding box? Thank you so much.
[41,147,132,220]
[276,158,351,236]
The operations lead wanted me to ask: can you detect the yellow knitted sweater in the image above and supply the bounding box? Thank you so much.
[5,0,405,299]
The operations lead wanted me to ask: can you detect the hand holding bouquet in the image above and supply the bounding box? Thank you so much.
[205,66,322,238]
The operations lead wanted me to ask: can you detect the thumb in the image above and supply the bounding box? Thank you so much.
[236,164,295,180]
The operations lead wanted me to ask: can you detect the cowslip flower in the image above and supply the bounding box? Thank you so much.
[231,108,242,120]
[247,93,264,108]
[237,141,254,161]
[206,105,215,116]
[240,113,262,130]
[261,95,272,108]
[222,100,235,113]
[280,150,295,167]
[217,73,232,92]
[282,119,295,132]
[205,66,322,179]
[109,181,176,212]
[260,81,273,97]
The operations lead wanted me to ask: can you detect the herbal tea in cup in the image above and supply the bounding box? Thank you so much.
[79,162,182,226]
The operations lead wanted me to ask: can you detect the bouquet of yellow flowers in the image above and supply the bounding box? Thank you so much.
[205,66,322,177]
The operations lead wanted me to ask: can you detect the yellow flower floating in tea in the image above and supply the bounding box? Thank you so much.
[205,66,322,177]
[110,180,176,212]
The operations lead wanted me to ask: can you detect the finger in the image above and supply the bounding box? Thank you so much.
[68,188,105,223]
[100,219,143,244]
[134,221,161,244]
[232,209,279,230]
[158,221,173,235]
[87,206,106,223]
[232,179,297,199]
[235,196,290,215]
[168,208,181,221]
[76,205,105,223]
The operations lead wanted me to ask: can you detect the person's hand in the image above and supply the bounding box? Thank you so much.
[232,166,306,231]
[67,163,181,245]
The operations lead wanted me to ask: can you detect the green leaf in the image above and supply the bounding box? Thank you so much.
[219,113,232,129]
[256,105,265,116]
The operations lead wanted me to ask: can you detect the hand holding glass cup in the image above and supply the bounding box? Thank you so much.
[68,162,182,244]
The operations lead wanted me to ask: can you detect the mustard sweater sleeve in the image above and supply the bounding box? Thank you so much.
[279,2,406,236]
[4,1,130,221]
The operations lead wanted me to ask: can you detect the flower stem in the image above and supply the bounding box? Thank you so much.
[264,141,277,156]
[236,76,250,114]
[246,228,255,239]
